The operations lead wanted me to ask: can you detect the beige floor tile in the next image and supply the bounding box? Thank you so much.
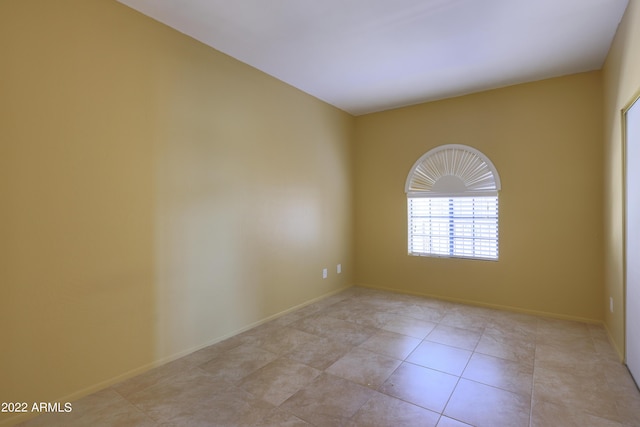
[475,327,536,365]
[259,408,313,426]
[381,314,437,339]
[536,330,597,353]
[155,385,274,426]
[593,335,622,362]
[406,341,472,376]
[352,289,410,310]
[615,394,640,427]
[588,323,611,341]
[462,352,534,397]
[440,309,490,332]
[343,309,398,329]
[241,321,283,339]
[198,343,278,383]
[280,373,376,426]
[604,366,640,426]
[379,362,458,412]
[348,393,440,427]
[426,324,482,351]
[533,365,621,422]
[290,314,378,346]
[444,379,530,427]
[395,304,447,323]
[321,299,363,313]
[263,310,308,328]
[418,297,458,311]
[359,330,422,360]
[534,342,601,374]
[238,357,321,405]
[284,336,353,370]
[603,360,638,390]
[489,310,539,335]
[324,302,397,328]
[326,347,401,389]
[123,370,241,423]
[537,317,592,340]
[368,298,411,313]
[251,326,318,355]
[436,416,474,427]
[289,302,328,319]
[530,399,625,427]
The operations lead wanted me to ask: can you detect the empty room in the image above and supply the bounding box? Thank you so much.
[2,0,640,426]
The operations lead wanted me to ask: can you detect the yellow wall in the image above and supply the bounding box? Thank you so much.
[0,0,354,424]
[354,72,604,321]
[603,0,640,359]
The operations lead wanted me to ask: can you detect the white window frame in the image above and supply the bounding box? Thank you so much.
[405,144,501,261]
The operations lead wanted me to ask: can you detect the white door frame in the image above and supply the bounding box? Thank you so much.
[624,92,640,384]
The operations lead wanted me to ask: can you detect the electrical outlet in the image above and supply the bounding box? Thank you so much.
[337,264,342,274]
[322,268,328,279]
[610,297,614,313]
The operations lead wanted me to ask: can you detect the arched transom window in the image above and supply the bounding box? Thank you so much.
[405,144,501,260]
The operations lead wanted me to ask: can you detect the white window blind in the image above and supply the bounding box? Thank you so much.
[405,145,501,261]
[408,196,499,260]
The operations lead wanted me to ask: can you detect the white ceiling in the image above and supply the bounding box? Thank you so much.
[117,0,628,115]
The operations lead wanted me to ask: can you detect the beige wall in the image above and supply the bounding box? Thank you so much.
[603,0,640,359]
[0,1,354,424]
[354,72,604,321]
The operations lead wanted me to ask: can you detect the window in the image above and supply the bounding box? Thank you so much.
[405,144,501,260]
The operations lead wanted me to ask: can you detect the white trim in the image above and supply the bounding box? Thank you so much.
[407,190,499,198]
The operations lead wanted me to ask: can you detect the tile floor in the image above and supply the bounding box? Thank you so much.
[18,287,640,427]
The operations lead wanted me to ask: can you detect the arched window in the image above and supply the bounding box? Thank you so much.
[405,144,501,260]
